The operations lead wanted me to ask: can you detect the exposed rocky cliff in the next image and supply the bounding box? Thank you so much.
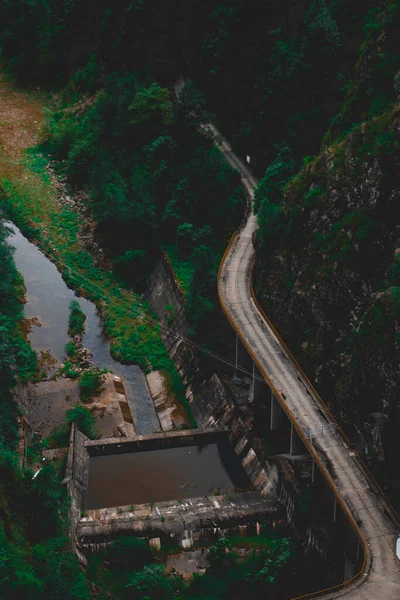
[254,1,400,507]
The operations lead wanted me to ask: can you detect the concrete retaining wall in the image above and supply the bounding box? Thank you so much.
[77,491,283,548]
[63,423,90,565]
[146,254,335,561]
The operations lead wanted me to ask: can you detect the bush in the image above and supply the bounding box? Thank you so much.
[68,300,86,337]
[65,405,96,439]
[65,340,77,359]
[78,370,102,400]
[48,404,96,447]
[60,360,79,379]
[108,536,153,571]
[123,564,179,600]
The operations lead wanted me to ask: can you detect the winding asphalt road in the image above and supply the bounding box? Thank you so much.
[214,127,400,598]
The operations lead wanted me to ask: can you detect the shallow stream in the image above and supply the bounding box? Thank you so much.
[7,222,159,435]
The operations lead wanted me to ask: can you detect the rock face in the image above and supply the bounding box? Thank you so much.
[254,7,400,505]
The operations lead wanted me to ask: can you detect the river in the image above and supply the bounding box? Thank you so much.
[7,222,160,435]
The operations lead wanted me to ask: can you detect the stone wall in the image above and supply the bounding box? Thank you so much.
[146,251,188,344]
[145,254,333,561]
[146,252,237,427]
[63,423,90,566]
[77,491,283,548]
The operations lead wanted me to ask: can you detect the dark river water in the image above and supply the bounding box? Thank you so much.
[86,438,251,509]
[7,222,159,435]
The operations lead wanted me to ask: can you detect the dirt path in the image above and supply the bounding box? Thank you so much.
[0,72,46,162]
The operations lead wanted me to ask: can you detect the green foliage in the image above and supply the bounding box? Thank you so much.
[162,245,195,297]
[327,1,400,141]
[48,404,96,447]
[25,463,71,542]
[208,537,237,571]
[181,535,296,600]
[108,536,152,571]
[88,528,302,600]
[0,457,90,599]
[65,340,77,358]
[175,79,213,129]
[190,0,374,179]
[78,371,102,400]
[164,369,196,429]
[304,0,342,53]
[66,405,96,438]
[59,360,79,379]
[68,300,86,337]
[304,186,325,207]
[255,144,296,213]
[71,54,100,94]
[0,215,38,451]
[128,83,173,127]
[0,524,90,600]
[255,144,297,250]
[164,305,176,327]
[123,564,178,600]
[44,72,244,344]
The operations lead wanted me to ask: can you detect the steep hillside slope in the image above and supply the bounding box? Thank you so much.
[254,0,400,507]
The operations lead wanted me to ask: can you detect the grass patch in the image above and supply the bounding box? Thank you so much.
[162,244,195,298]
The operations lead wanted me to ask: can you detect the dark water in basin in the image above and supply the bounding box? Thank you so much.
[86,438,251,509]
[7,222,159,435]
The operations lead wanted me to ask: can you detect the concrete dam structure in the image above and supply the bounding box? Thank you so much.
[65,426,285,555]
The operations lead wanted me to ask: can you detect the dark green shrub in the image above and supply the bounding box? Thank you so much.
[60,360,79,379]
[64,340,77,359]
[108,536,152,571]
[65,405,96,439]
[78,370,102,400]
[68,300,86,337]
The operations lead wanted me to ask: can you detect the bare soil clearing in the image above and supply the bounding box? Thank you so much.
[0,73,46,159]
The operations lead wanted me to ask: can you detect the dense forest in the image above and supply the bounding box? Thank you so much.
[1,0,400,597]
[45,76,244,340]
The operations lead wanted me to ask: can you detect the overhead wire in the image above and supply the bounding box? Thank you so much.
[54,256,268,384]
[36,238,370,439]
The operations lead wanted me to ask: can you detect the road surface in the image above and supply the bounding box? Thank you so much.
[215,126,400,599]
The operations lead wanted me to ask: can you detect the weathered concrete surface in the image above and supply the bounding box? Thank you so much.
[17,379,78,437]
[77,491,282,547]
[146,252,189,345]
[84,427,227,452]
[146,252,236,428]
[120,365,161,436]
[146,370,190,431]
[63,423,90,564]
[90,374,135,438]
[145,216,335,566]
[16,374,135,440]
[216,123,400,598]
[17,414,32,467]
